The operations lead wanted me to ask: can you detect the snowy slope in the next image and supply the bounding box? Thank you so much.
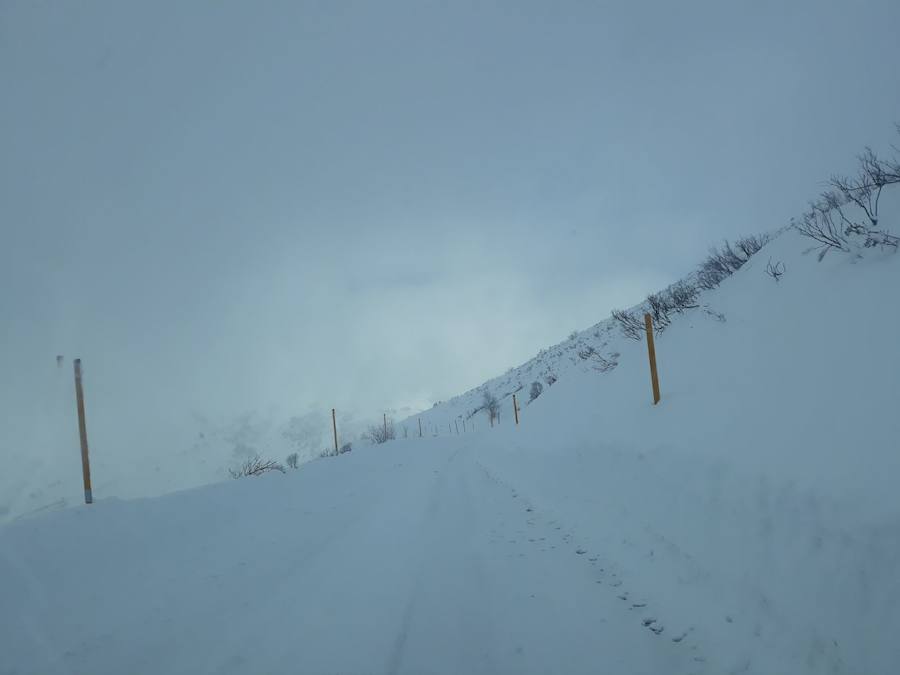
[0,396,391,525]
[3,204,899,673]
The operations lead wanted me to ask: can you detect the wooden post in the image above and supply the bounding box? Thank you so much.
[644,313,661,405]
[513,394,520,425]
[332,408,339,453]
[383,413,387,440]
[73,359,93,504]
[418,417,422,438]
[455,420,459,435]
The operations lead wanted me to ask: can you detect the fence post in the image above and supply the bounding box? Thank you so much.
[455,419,459,435]
[383,413,387,440]
[513,394,519,425]
[644,313,661,405]
[418,418,422,438]
[73,359,93,504]
[332,408,339,453]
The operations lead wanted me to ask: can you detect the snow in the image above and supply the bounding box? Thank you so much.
[3,219,899,673]
[2,440,697,675]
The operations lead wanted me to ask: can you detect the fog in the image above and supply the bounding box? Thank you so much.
[2,0,899,516]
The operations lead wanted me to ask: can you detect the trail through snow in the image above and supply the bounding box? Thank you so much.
[2,439,702,675]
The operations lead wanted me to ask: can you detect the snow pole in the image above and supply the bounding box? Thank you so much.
[455,420,459,435]
[384,413,387,440]
[73,359,93,504]
[644,313,661,405]
[332,408,339,454]
[418,418,422,438]
[513,394,520,425]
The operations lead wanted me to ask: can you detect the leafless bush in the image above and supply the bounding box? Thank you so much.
[765,259,785,283]
[646,292,672,330]
[577,345,597,360]
[735,235,768,259]
[796,133,900,259]
[611,308,644,340]
[482,390,500,426]
[545,373,557,387]
[363,419,396,444]
[285,452,299,469]
[697,235,769,289]
[228,456,286,479]
[320,442,352,458]
[668,280,700,311]
[529,381,543,402]
[793,199,849,260]
[575,345,616,372]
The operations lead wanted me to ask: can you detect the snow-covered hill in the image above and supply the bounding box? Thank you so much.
[2,182,898,673]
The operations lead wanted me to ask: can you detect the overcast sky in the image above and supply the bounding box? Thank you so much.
[3,0,900,431]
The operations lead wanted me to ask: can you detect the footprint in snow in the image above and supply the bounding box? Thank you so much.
[642,618,664,635]
[671,628,693,643]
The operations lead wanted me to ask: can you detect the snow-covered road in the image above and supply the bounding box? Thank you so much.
[2,439,700,675]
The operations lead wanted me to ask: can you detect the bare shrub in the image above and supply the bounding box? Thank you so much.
[668,280,700,312]
[794,200,850,260]
[765,259,785,283]
[796,133,900,258]
[735,235,768,259]
[285,452,299,469]
[697,235,768,289]
[646,291,673,330]
[320,442,352,459]
[363,419,395,445]
[545,373,557,387]
[229,456,286,479]
[482,390,500,426]
[611,308,644,340]
[529,381,543,402]
[577,345,598,360]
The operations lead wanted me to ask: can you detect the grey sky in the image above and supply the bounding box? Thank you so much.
[3,0,900,432]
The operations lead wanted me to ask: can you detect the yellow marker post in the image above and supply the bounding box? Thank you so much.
[332,408,339,454]
[644,313,661,405]
[73,359,93,504]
